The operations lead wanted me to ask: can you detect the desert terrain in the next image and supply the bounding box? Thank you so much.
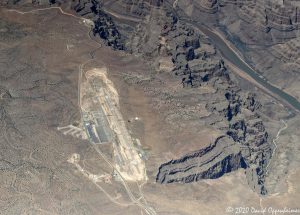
[0,1,300,215]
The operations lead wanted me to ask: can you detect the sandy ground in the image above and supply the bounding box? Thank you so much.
[0,5,299,215]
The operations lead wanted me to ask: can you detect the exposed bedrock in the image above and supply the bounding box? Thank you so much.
[50,1,273,194]
[6,0,276,195]
[156,90,272,195]
[115,6,273,194]
[173,0,300,99]
[92,10,125,50]
[75,0,125,50]
[149,10,272,194]
[176,0,300,44]
[156,136,246,184]
[48,0,126,50]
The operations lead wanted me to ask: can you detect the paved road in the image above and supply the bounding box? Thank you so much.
[7,7,156,215]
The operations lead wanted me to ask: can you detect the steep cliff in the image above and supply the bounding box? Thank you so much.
[148,10,272,195]
[65,0,273,194]
[156,136,246,183]
[3,0,278,195]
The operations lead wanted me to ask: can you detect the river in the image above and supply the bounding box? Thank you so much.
[170,6,300,113]
[194,23,300,113]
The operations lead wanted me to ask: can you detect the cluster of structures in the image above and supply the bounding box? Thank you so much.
[81,68,147,182]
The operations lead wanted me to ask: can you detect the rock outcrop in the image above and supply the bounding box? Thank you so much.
[152,10,272,195]
[156,136,246,183]
[92,10,125,50]
[51,0,126,50]
[4,0,277,195]
[77,0,125,50]
[45,0,275,195]
[156,86,272,194]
